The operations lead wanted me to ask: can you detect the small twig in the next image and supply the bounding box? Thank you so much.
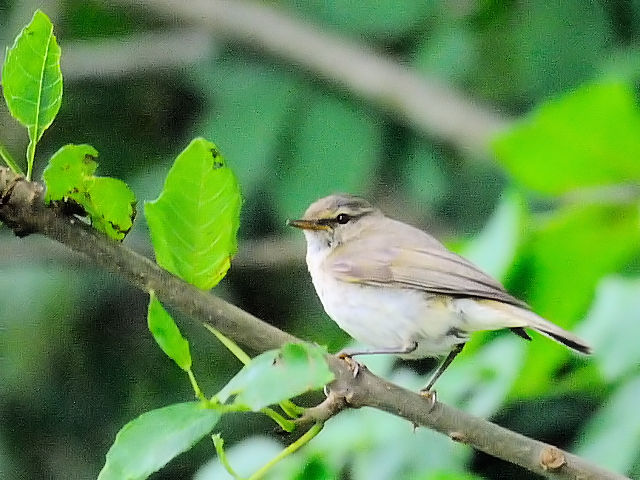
[186,369,206,401]
[247,422,324,480]
[212,434,243,480]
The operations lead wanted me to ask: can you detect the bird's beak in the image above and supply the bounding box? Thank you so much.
[286,219,330,231]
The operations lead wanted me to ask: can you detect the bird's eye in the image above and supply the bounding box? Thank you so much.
[336,213,351,224]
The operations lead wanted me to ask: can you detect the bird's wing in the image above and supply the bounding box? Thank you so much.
[329,233,528,309]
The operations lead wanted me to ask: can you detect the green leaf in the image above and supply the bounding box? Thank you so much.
[147,293,191,371]
[215,343,334,411]
[510,204,640,397]
[494,82,640,195]
[98,402,220,480]
[274,94,381,220]
[574,377,640,475]
[42,144,137,240]
[578,276,640,383]
[2,10,63,179]
[145,138,241,290]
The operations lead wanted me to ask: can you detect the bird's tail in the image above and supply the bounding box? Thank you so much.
[467,299,592,354]
[518,309,592,354]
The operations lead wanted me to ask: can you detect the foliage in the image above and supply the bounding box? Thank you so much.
[145,138,241,290]
[1,10,62,180]
[1,2,640,480]
[98,402,222,480]
[43,144,136,240]
[1,10,137,241]
[2,11,333,480]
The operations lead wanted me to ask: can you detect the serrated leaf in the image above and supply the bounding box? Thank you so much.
[42,144,137,240]
[145,138,241,290]
[2,10,63,178]
[98,402,220,480]
[148,293,191,371]
[215,343,334,411]
[494,82,640,194]
[43,144,98,199]
[84,177,137,240]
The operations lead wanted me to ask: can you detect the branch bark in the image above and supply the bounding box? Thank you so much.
[109,0,510,154]
[0,168,628,480]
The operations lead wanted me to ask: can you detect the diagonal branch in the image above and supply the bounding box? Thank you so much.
[109,0,509,153]
[0,168,628,480]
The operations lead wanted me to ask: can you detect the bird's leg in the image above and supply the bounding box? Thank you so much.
[338,342,418,378]
[419,342,465,408]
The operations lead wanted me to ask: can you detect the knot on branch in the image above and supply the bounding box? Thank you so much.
[0,168,44,237]
[539,445,566,471]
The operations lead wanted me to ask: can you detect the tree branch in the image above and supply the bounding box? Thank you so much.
[109,0,510,154]
[0,168,628,480]
[61,29,218,81]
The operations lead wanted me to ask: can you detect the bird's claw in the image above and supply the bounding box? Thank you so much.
[419,388,438,412]
[337,352,361,378]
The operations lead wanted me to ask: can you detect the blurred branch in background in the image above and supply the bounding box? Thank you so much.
[4,181,639,271]
[0,168,628,480]
[109,0,510,154]
[0,233,304,269]
[62,29,218,81]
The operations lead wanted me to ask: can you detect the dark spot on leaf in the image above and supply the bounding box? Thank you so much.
[83,154,96,164]
[211,147,224,169]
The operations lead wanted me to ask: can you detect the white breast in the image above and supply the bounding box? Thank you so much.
[304,234,466,358]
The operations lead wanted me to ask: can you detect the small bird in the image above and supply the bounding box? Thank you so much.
[288,194,591,395]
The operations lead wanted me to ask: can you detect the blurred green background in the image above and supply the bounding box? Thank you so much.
[1,1,640,479]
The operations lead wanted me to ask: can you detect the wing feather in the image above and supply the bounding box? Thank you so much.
[329,220,528,309]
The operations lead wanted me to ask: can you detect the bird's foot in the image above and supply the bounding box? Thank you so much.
[418,388,438,412]
[337,351,362,378]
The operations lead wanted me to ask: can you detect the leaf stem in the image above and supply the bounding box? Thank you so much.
[203,323,251,365]
[247,422,324,480]
[187,369,206,401]
[261,407,295,432]
[0,142,24,175]
[280,400,305,418]
[26,139,35,181]
[212,434,243,480]
[203,324,306,418]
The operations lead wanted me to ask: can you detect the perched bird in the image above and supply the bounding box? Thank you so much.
[288,194,591,394]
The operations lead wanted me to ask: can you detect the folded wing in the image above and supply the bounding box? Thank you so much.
[329,220,529,309]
